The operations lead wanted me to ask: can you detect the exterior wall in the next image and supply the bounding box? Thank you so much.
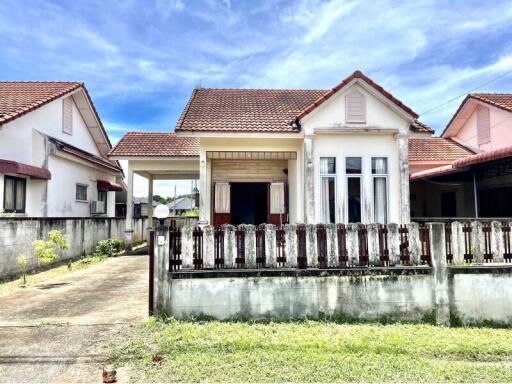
[46,155,116,217]
[0,217,146,280]
[211,159,288,182]
[313,133,401,223]
[454,104,512,152]
[200,138,304,224]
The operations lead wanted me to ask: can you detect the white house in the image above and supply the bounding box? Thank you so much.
[0,82,123,217]
[109,71,432,246]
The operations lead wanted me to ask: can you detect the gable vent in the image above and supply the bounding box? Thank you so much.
[476,105,490,146]
[62,97,73,135]
[345,89,366,123]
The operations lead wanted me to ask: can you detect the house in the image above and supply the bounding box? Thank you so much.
[168,196,197,215]
[110,70,433,246]
[410,93,512,218]
[0,82,123,217]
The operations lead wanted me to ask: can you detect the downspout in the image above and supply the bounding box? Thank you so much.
[473,169,479,219]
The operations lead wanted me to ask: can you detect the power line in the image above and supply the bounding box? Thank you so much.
[420,67,512,116]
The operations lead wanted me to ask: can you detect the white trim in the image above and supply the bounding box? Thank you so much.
[108,156,199,161]
[175,131,304,139]
[319,156,337,223]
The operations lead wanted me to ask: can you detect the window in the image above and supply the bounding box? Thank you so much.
[3,176,26,213]
[320,157,336,223]
[346,157,362,223]
[477,105,490,146]
[270,183,285,214]
[345,89,366,123]
[372,157,388,224]
[98,190,107,214]
[214,183,230,213]
[76,184,88,201]
[62,97,73,135]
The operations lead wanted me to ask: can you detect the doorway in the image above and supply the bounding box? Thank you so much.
[230,183,268,225]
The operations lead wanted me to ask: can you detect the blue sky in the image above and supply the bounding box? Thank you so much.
[2,0,512,196]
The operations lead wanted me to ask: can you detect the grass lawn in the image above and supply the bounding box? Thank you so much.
[109,319,512,383]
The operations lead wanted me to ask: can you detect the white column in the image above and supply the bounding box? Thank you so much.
[125,160,134,250]
[147,175,154,231]
[397,135,411,224]
[199,151,210,225]
[304,135,315,224]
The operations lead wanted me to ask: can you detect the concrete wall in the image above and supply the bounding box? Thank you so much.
[0,217,146,280]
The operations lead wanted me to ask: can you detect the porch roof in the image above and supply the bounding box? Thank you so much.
[109,132,199,158]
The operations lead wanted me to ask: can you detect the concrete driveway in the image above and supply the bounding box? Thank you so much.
[0,255,148,383]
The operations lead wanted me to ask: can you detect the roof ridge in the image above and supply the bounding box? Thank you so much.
[0,80,83,84]
[195,87,327,92]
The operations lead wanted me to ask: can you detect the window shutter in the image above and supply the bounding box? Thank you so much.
[477,106,490,145]
[62,97,73,135]
[345,89,366,123]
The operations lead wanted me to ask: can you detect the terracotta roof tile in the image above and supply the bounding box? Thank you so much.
[470,93,512,113]
[0,81,82,125]
[408,138,474,162]
[410,120,434,133]
[109,132,200,157]
[175,88,325,133]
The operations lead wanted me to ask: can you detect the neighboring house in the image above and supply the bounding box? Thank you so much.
[410,93,512,218]
[0,82,123,217]
[168,196,197,215]
[110,70,433,245]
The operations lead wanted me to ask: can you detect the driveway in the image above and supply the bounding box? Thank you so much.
[0,255,148,383]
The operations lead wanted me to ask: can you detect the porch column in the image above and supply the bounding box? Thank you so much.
[199,151,210,225]
[304,135,315,224]
[397,135,411,224]
[125,160,134,250]
[148,174,154,230]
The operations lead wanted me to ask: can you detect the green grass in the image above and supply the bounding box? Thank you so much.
[0,254,107,295]
[109,318,512,382]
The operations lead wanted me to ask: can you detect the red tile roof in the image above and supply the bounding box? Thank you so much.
[175,88,325,133]
[411,144,512,180]
[0,81,82,125]
[410,120,434,134]
[175,70,419,133]
[409,138,474,162]
[296,70,419,120]
[109,132,200,157]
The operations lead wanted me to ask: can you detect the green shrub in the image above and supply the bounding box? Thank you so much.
[95,239,122,257]
[32,230,70,266]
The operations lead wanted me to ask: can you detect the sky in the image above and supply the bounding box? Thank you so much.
[2,0,512,197]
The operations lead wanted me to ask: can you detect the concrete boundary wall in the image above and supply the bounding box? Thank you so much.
[154,224,512,325]
[0,217,146,280]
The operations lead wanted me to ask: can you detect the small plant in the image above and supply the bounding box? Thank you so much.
[32,230,70,268]
[17,255,28,285]
[95,239,122,257]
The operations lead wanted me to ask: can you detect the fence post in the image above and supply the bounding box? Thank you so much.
[450,222,463,264]
[491,221,503,263]
[471,221,484,263]
[387,223,400,265]
[346,224,359,266]
[149,230,154,316]
[306,224,318,267]
[245,225,256,268]
[181,226,194,269]
[326,223,338,267]
[154,223,171,315]
[203,225,215,268]
[265,224,277,268]
[367,224,379,266]
[224,225,236,268]
[285,224,298,268]
[429,223,450,326]
[408,222,421,265]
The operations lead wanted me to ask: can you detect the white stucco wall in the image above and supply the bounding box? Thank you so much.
[0,91,118,217]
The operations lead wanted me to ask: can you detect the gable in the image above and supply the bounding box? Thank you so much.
[300,82,411,134]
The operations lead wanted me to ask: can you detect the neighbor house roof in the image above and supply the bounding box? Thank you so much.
[109,132,200,157]
[409,120,434,134]
[442,93,512,137]
[408,138,474,162]
[0,81,82,125]
[174,70,419,133]
[168,196,196,210]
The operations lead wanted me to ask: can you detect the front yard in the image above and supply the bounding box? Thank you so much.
[109,319,512,382]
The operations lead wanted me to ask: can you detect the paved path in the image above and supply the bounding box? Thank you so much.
[0,255,148,383]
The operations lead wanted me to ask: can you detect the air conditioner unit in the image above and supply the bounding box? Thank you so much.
[90,201,105,214]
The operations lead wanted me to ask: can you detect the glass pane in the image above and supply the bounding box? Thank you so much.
[76,185,87,201]
[320,157,335,174]
[347,177,361,223]
[346,157,362,174]
[4,178,15,210]
[374,177,387,224]
[321,177,335,223]
[15,179,25,211]
[372,157,387,174]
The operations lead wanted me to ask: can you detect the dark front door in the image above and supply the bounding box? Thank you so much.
[440,191,457,217]
[230,183,268,225]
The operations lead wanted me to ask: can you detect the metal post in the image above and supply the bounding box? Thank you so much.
[148,229,154,316]
[473,170,479,219]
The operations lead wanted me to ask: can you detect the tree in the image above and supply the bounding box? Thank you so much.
[32,230,71,269]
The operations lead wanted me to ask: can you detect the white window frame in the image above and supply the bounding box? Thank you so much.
[345,157,363,223]
[371,157,389,224]
[320,157,337,223]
